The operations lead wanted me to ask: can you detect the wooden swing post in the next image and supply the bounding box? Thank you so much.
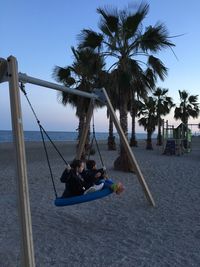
[101,88,155,207]
[76,88,155,207]
[7,56,35,267]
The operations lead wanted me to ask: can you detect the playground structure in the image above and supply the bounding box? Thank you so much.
[0,56,155,267]
[162,120,192,155]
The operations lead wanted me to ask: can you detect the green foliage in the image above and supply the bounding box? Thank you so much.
[97,7,119,34]
[53,47,106,117]
[139,23,175,52]
[78,3,174,94]
[78,30,103,50]
[174,90,199,124]
[138,97,157,133]
[153,87,174,117]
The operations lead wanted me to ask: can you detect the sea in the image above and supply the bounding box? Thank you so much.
[0,130,154,143]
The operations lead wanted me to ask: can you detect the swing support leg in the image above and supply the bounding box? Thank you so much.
[76,88,155,207]
[101,88,155,207]
[7,56,35,267]
[76,100,94,160]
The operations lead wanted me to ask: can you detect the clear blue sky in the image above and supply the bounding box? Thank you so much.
[1,0,200,133]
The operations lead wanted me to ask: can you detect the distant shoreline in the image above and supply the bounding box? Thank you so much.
[0,130,155,143]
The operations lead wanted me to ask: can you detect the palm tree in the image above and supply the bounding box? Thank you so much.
[138,97,157,149]
[153,87,174,145]
[78,3,175,171]
[129,54,172,148]
[129,90,147,147]
[174,90,199,125]
[106,69,120,150]
[53,47,105,158]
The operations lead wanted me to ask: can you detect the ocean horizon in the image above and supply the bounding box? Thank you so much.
[0,130,155,143]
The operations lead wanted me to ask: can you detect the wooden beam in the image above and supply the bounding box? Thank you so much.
[101,88,155,207]
[76,100,94,160]
[18,72,99,100]
[8,56,35,267]
[0,57,8,83]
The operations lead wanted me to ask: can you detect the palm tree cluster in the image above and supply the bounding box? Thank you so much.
[138,87,174,149]
[53,3,199,171]
[174,90,199,125]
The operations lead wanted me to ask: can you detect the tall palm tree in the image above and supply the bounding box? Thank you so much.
[129,54,172,148]
[174,90,199,125]
[79,3,175,171]
[53,47,105,158]
[129,89,147,147]
[153,87,174,145]
[106,69,120,150]
[138,97,157,149]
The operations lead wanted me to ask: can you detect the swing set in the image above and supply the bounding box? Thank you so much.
[20,81,114,206]
[0,56,155,267]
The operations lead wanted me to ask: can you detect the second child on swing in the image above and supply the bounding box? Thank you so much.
[84,159,124,195]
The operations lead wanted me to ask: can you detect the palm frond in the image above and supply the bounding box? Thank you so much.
[52,66,76,86]
[138,96,157,132]
[148,56,168,81]
[97,7,119,33]
[123,3,149,39]
[188,95,198,105]
[78,29,103,49]
[138,23,175,52]
[180,90,188,100]
[153,87,169,97]
[144,68,156,89]
[174,107,182,120]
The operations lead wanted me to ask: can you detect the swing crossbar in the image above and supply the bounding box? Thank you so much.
[18,73,99,100]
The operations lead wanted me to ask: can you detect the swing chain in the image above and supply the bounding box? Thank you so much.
[20,82,71,198]
[20,82,40,124]
[88,105,106,172]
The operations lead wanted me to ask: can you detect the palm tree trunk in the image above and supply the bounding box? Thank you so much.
[157,118,162,146]
[130,92,138,147]
[77,114,85,159]
[77,114,91,160]
[107,115,116,150]
[77,114,85,140]
[114,97,134,172]
[146,130,153,150]
[130,105,138,147]
[183,118,188,150]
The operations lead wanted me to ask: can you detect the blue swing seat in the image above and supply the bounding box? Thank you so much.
[54,180,114,207]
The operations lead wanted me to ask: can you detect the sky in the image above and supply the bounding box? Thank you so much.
[1,0,200,133]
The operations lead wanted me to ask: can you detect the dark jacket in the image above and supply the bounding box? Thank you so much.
[60,169,86,198]
[86,168,105,185]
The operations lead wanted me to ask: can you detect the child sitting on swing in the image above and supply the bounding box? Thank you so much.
[60,159,124,198]
[85,160,107,185]
[60,159,87,198]
[60,159,104,198]
[84,159,124,195]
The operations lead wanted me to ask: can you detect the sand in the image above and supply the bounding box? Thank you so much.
[0,138,200,267]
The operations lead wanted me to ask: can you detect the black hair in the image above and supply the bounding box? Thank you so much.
[86,160,96,170]
[70,159,84,169]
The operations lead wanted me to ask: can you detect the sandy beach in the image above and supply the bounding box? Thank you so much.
[1,139,200,267]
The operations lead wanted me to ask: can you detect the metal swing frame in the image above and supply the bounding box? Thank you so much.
[0,56,155,267]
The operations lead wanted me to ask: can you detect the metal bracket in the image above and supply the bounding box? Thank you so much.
[0,58,9,83]
[93,88,107,104]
